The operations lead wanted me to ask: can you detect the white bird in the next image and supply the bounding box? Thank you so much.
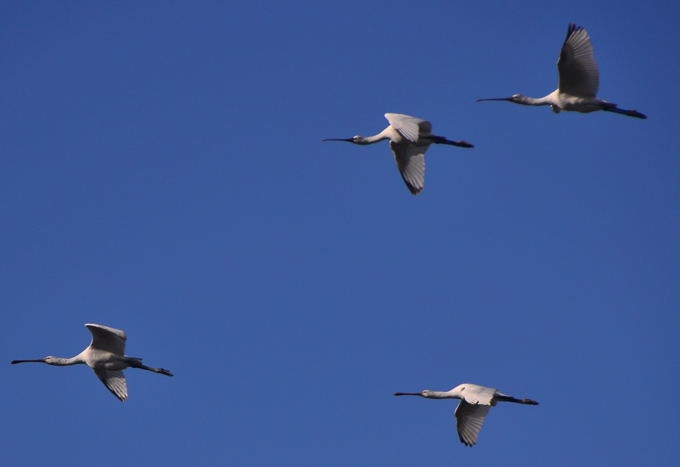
[394,383,538,446]
[11,323,173,402]
[323,113,473,195]
[477,24,647,119]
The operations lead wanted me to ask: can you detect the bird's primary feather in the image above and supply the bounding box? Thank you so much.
[558,24,599,98]
[454,400,490,447]
[94,368,128,402]
[390,142,427,195]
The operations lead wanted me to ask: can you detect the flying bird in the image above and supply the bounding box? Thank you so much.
[394,383,538,446]
[477,24,646,119]
[11,323,173,402]
[323,113,473,195]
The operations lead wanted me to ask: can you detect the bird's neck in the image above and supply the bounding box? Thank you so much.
[517,94,553,106]
[357,130,390,145]
[46,356,85,366]
[425,390,460,399]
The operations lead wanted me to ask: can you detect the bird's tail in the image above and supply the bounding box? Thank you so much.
[496,394,539,405]
[601,104,647,119]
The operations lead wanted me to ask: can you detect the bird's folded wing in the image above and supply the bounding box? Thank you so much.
[454,400,490,446]
[85,323,127,355]
[461,384,496,405]
[558,24,599,98]
[94,368,128,402]
[390,142,426,195]
[385,113,428,143]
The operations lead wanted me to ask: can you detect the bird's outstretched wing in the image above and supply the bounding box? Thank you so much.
[385,113,431,143]
[85,323,127,355]
[94,368,128,402]
[454,400,490,446]
[389,141,428,195]
[558,24,599,97]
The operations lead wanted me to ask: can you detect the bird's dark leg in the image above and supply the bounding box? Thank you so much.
[428,135,474,148]
[601,104,647,119]
[495,394,539,405]
[126,357,174,376]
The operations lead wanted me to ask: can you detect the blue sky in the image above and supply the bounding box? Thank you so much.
[2,1,679,466]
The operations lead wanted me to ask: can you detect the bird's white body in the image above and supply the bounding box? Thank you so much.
[478,24,646,119]
[11,323,173,402]
[395,382,538,446]
[539,90,609,114]
[323,113,473,195]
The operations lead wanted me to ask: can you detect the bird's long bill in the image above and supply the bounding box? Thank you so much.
[394,392,421,396]
[10,359,45,364]
[321,137,353,142]
[476,97,513,102]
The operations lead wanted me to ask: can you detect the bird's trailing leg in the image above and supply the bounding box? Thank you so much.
[127,357,174,376]
[495,394,539,405]
[428,135,474,148]
[601,103,647,119]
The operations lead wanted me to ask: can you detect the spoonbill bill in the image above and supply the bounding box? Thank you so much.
[477,24,647,119]
[323,113,473,195]
[394,383,538,446]
[11,323,173,402]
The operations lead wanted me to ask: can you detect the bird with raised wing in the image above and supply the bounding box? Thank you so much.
[323,113,473,195]
[477,24,646,118]
[11,323,173,402]
[394,383,538,446]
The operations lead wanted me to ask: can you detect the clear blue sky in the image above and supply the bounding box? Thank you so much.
[2,2,679,466]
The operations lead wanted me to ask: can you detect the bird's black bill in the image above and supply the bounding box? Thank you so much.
[10,359,45,364]
[476,97,513,102]
[321,138,353,142]
[394,392,421,396]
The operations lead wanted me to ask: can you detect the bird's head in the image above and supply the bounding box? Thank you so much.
[351,135,365,144]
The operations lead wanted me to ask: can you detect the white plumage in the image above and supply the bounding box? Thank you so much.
[323,113,473,195]
[11,323,173,402]
[395,382,538,446]
[477,24,647,118]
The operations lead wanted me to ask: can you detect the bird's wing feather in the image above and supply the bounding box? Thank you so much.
[94,368,128,402]
[557,24,599,97]
[85,323,127,355]
[390,141,428,195]
[454,400,491,446]
[385,113,430,143]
